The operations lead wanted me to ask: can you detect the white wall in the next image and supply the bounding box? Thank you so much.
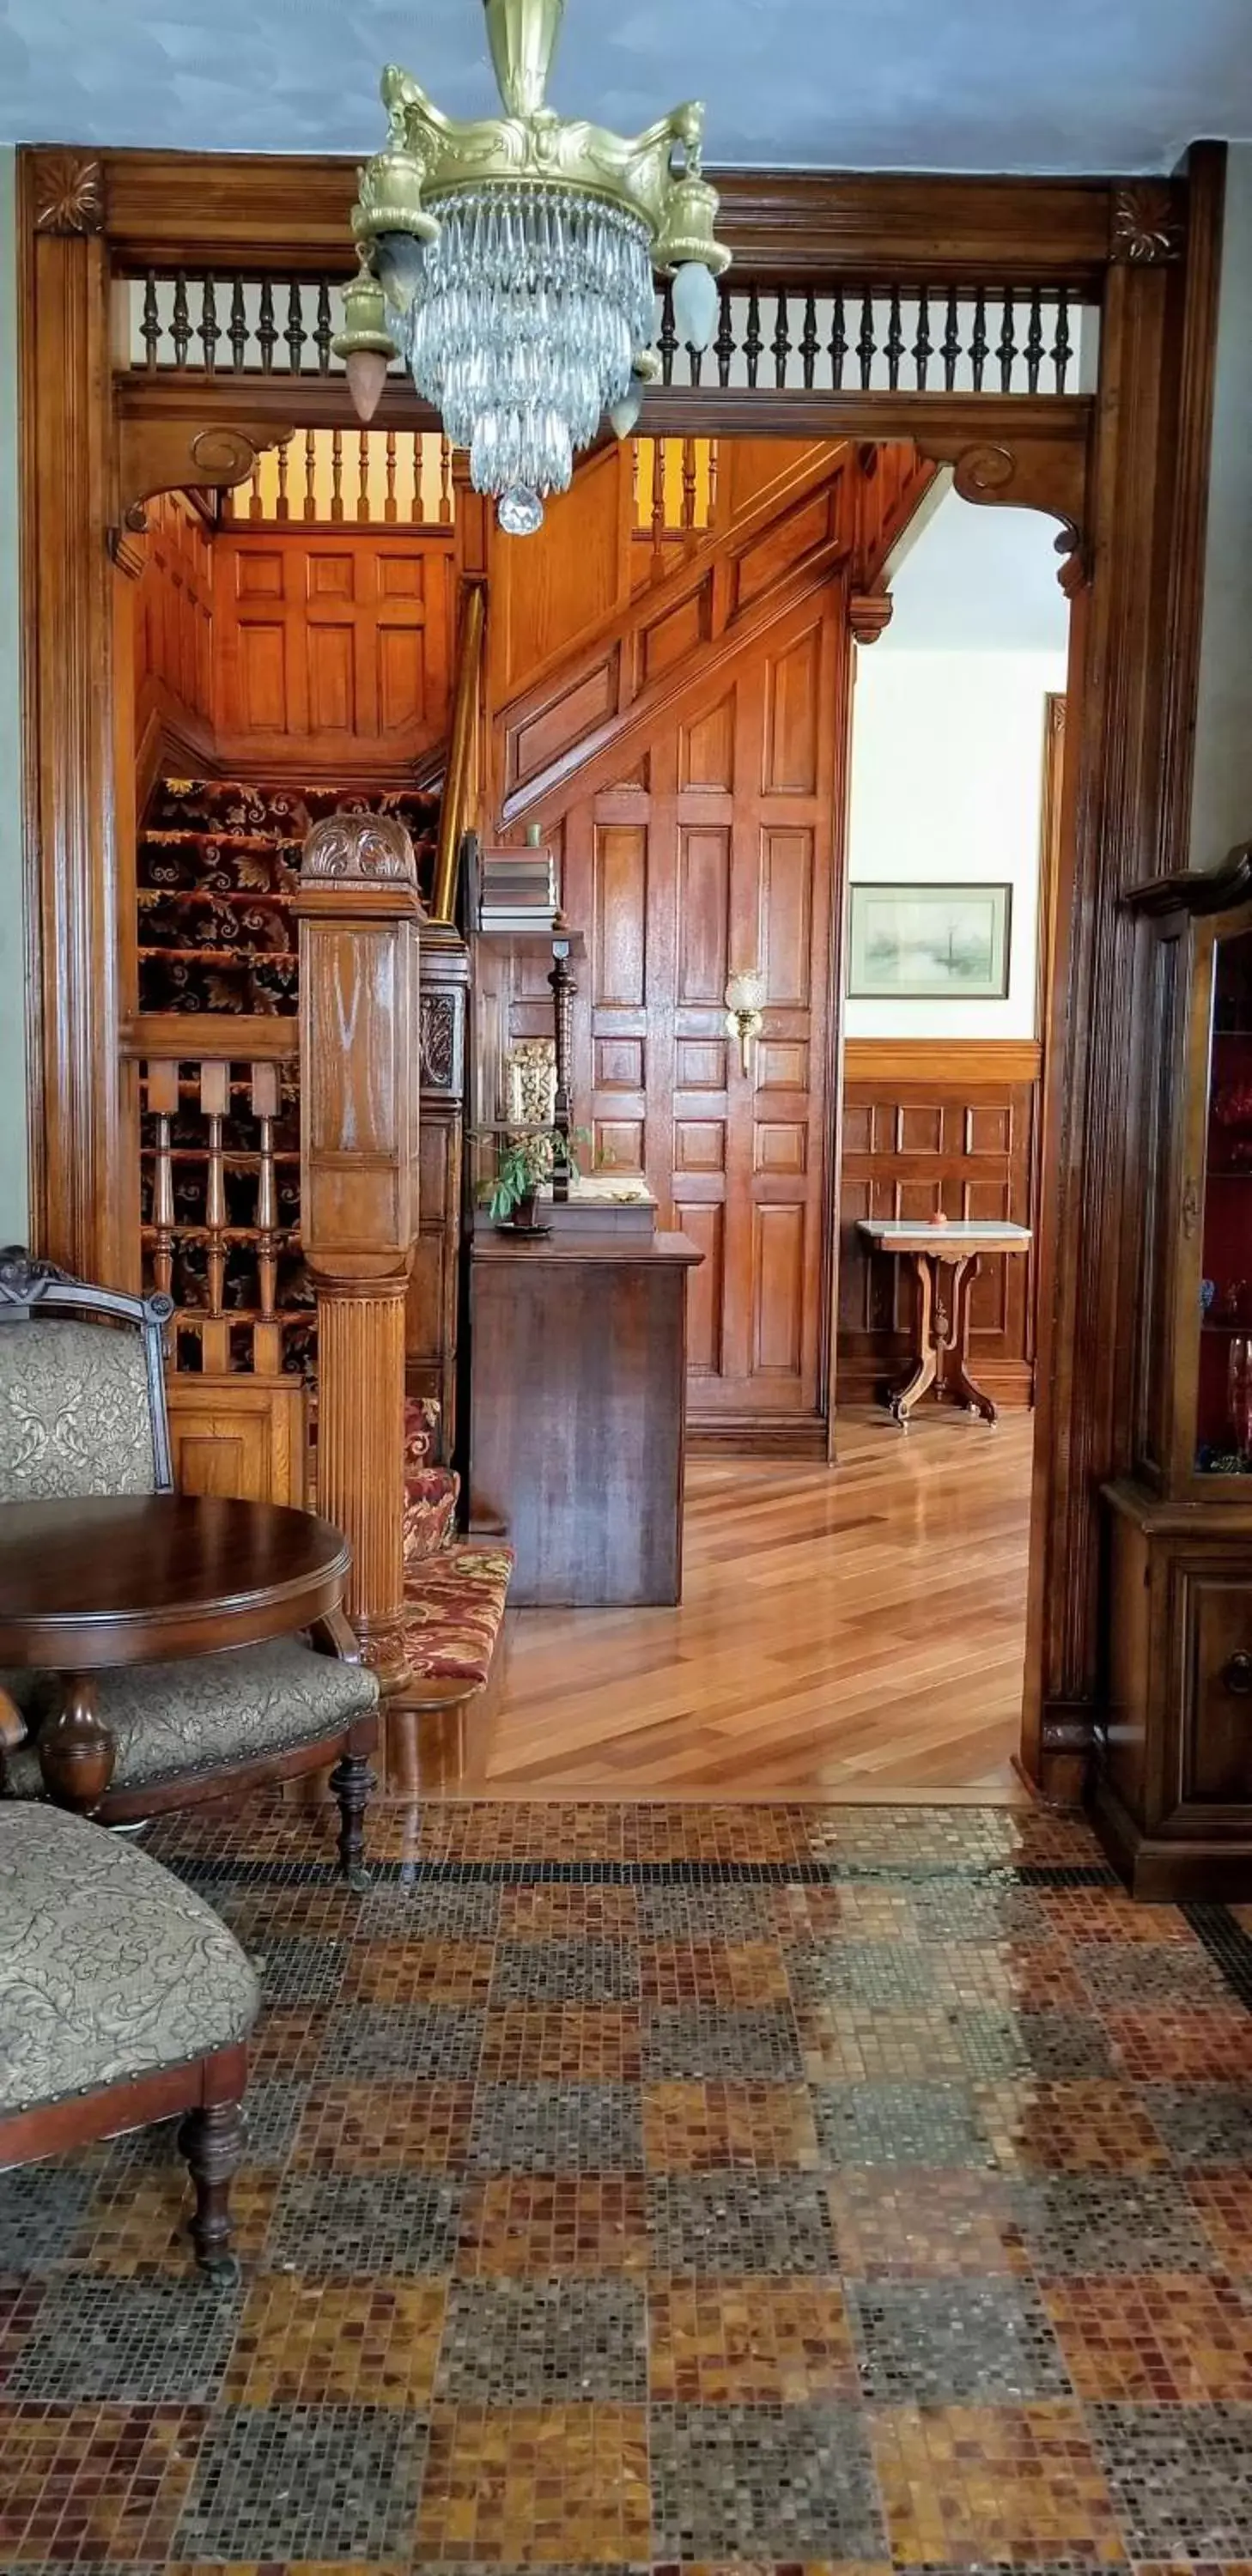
[0,149,27,1242]
[1190,143,1252,872]
[846,488,1069,1039]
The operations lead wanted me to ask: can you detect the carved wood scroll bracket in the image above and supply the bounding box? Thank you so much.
[918,434,1088,593]
[302,810,423,889]
[848,595,895,647]
[1110,181,1185,265]
[111,420,291,568]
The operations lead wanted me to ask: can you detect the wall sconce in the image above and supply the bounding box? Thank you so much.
[724,970,765,1076]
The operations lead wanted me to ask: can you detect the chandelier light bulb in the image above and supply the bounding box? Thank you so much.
[671,260,720,353]
[345,348,390,424]
[609,380,644,439]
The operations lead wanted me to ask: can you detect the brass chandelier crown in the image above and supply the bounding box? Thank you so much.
[337,0,731,532]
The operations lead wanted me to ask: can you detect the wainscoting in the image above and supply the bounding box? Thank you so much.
[837,1037,1042,1411]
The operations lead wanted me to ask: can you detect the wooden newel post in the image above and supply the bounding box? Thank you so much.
[295,812,424,1681]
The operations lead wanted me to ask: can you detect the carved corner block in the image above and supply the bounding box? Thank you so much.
[1110,182,1185,265]
[32,151,104,235]
[848,594,894,647]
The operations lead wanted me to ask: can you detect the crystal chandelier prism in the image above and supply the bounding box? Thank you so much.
[336,0,730,534]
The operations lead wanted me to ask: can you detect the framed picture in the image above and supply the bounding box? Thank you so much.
[848,882,1012,999]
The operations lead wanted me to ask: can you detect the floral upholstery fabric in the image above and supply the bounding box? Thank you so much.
[404,1465,459,1565]
[0,1320,157,1502]
[0,1804,259,2114]
[404,1394,443,1467]
[400,1546,513,1689]
[0,1636,378,1801]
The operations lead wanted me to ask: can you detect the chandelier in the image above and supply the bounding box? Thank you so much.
[335,0,730,534]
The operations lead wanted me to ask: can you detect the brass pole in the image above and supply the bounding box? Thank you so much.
[431,580,487,926]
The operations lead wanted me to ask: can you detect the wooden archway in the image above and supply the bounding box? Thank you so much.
[15,145,1227,1799]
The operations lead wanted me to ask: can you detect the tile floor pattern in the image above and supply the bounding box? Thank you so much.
[5,1799,1252,2569]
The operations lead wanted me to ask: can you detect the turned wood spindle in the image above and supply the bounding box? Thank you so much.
[410,433,423,523]
[303,427,318,521]
[681,437,698,550]
[440,435,453,525]
[385,429,398,524]
[549,937,576,1205]
[650,438,667,579]
[148,1059,179,1301]
[201,1059,230,1374]
[252,1060,281,1377]
[247,457,263,521]
[276,434,289,521]
[331,428,343,523]
[357,429,370,523]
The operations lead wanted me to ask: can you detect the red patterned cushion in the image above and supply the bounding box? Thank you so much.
[404,1465,459,1564]
[404,1394,442,1467]
[400,1546,514,1688]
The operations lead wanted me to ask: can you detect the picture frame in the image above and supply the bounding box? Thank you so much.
[847,881,1013,999]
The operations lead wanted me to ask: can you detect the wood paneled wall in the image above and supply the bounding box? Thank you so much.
[838,1039,1042,1408]
[212,527,455,779]
[134,490,215,791]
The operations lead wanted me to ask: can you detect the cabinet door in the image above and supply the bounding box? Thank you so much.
[1177,1566,1252,1807]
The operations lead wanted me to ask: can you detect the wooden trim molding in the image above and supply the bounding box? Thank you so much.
[844,1040,1042,1085]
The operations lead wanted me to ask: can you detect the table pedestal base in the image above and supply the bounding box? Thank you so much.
[38,1674,117,1813]
[887,1251,998,1430]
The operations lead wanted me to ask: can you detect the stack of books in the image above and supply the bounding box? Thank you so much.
[478,845,558,933]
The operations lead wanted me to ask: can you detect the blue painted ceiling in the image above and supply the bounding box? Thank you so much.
[0,0,1249,173]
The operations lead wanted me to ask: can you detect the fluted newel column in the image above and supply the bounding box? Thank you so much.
[295,812,424,1682]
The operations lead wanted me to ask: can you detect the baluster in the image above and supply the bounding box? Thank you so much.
[714,282,734,387]
[1025,288,1044,394]
[707,437,720,532]
[410,433,424,523]
[284,280,307,374]
[970,289,988,391]
[856,291,876,390]
[171,269,191,368]
[631,435,641,526]
[276,434,289,521]
[248,456,264,521]
[650,438,666,579]
[913,288,932,391]
[331,427,344,522]
[772,288,791,389]
[228,275,248,371]
[201,1060,230,1374]
[799,291,818,390]
[141,270,160,371]
[440,434,453,523]
[997,290,1018,393]
[303,426,318,520]
[257,278,277,374]
[941,289,961,390]
[744,286,762,388]
[385,428,398,523]
[1054,286,1072,394]
[252,1062,282,1376]
[149,1061,179,1299]
[659,281,678,386]
[357,428,371,522]
[314,277,333,375]
[830,289,848,389]
[200,273,220,374]
[681,436,698,550]
[885,289,904,390]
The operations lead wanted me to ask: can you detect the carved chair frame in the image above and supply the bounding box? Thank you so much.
[15,145,1229,1798]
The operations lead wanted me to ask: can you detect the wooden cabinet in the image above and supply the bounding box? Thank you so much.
[1097,856,1252,1896]
[468,1230,702,1605]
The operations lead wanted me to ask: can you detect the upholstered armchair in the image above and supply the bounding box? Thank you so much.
[0,1803,259,2279]
[0,1252,379,1882]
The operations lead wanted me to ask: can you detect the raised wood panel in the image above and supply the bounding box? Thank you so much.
[753,1202,806,1375]
[134,489,215,788]
[596,1037,644,1089]
[765,625,822,794]
[596,1119,646,1174]
[677,1040,727,1091]
[734,485,837,611]
[762,827,814,1005]
[678,1200,725,1376]
[513,655,617,794]
[838,1062,1039,1408]
[212,527,451,773]
[595,823,647,1012]
[167,1376,307,1506]
[675,1120,726,1173]
[678,825,732,1005]
[757,1039,809,1092]
[493,442,633,699]
[642,582,713,684]
[680,695,735,792]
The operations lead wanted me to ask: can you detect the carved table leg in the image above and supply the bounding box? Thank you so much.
[329,1747,375,1892]
[888,1253,939,1429]
[946,1252,998,1424]
[39,1673,117,1814]
[178,2096,245,2284]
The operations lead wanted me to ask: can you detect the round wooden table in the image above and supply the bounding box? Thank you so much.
[0,1494,352,1812]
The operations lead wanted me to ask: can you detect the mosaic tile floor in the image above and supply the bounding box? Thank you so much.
[5,1795,1252,2570]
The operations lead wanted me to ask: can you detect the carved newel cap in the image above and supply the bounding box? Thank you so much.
[296,809,428,919]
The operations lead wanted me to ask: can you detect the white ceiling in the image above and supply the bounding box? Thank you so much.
[1,0,1249,173]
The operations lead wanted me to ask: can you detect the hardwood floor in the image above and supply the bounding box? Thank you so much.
[454,1406,1034,1802]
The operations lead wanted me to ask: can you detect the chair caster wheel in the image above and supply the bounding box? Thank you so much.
[346,1863,373,1894]
[197,2250,241,2291]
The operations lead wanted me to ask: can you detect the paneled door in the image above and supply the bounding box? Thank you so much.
[539,579,847,1436]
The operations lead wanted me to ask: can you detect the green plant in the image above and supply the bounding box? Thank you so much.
[477,1127,586,1222]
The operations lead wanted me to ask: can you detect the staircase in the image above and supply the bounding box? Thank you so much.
[137,776,441,1017]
